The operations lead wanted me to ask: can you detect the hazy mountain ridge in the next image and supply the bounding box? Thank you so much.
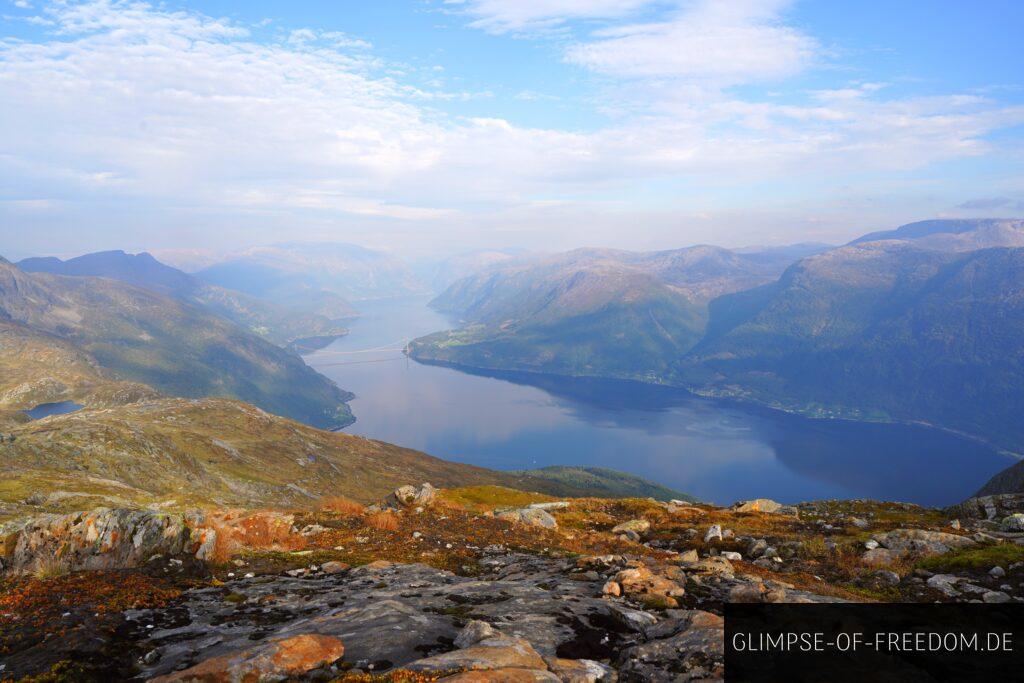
[17,250,350,351]
[680,242,1024,452]
[412,243,818,382]
[0,259,354,429]
[411,219,1024,452]
[196,242,428,304]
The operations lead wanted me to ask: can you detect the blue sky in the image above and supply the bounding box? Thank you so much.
[1,0,1022,260]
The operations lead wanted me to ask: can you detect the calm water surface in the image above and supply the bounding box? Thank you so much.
[307,296,1014,507]
[23,400,83,420]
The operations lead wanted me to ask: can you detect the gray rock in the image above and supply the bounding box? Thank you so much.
[990,566,1006,579]
[703,525,722,543]
[864,539,879,550]
[454,619,498,648]
[873,570,901,587]
[611,519,651,535]
[1001,514,1024,532]
[983,590,1012,604]
[926,574,962,597]
[874,529,976,555]
[496,507,558,529]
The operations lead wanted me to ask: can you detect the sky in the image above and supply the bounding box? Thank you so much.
[1,0,1023,260]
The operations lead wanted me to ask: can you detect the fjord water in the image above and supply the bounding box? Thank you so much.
[307,297,1013,507]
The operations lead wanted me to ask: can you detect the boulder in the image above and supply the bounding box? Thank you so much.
[731,499,798,516]
[1000,514,1024,532]
[321,561,350,574]
[873,529,976,555]
[148,634,344,683]
[703,525,722,543]
[720,551,742,561]
[926,574,962,598]
[612,567,684,598]
[862,548,904,566]
[496,508,558,530]
[610,520,650,535]
[675,549,699,563]
[385,483,437,509]
[1,508,198,574]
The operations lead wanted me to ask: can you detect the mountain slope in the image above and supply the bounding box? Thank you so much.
[849,218,1024,251]
[0,260,353,429]
[410,245,808,381]
[17,250,350,350]
[679,243,1024,451]
[197,242,427,304]
[0,396,692,522]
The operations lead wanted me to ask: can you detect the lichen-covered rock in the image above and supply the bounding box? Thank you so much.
[496,507,558,529]
[0,508,303,575]
[610,519,650,535]
[1,508,196,574]
[873,528,976,555]
[148,633,344,683]
[947,493,1024,520]
[1000,513,1024,532]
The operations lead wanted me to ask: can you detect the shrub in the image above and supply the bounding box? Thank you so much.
[321,496,366,517]
[365,511,400,532]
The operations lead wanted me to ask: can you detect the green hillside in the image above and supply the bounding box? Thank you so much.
[0,260,353,429]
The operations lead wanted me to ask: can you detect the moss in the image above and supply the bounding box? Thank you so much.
[916,544,1024,573]
[439,485,556,511]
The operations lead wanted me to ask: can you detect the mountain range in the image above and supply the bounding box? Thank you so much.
[195,242,429,305]
[0,258,354,429]
[18,250,352,352]
[410,219,1024,456]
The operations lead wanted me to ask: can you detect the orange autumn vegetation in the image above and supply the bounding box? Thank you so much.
[320,496,366,516]
[202,510,307,563]
[364,511,400,532]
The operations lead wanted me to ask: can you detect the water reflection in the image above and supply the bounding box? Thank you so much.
[307,297,1013,506]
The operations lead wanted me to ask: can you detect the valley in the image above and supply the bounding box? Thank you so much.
[310,297,1012,507]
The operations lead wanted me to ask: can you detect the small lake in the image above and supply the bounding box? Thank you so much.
[23,400,83,420]
[307,296,1015,507]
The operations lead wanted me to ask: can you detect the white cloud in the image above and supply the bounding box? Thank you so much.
[1,1,1022,255]
[566,0,816,83]
[454,0,654,34]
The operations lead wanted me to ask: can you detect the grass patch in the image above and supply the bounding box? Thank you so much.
[440,485,556,511]
[916,544,1024,573]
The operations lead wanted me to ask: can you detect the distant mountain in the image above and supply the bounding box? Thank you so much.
[196,242,429,303]
[411,220,1024,452]
[414,249,524,293]
[0,259,353,429]
[679,241,1024,452]
[409,244,813,381]
[17,250,350,351]
[849,218,1024,251]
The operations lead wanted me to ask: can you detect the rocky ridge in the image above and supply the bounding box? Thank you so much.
[4,486,1024,681]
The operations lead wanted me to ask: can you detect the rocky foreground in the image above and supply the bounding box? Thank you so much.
[2,486,1024,682]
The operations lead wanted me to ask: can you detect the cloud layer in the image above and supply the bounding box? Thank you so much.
[1,0,1022,254]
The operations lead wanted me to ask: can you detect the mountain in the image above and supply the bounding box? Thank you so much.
[679,241,1024,452]
[196,242,428,304]
[17,250,350,351]
[414,248,523,293]
[0,259,353,429]
[0,396,656,522]
[849,218,1024,251]
[409,244,813,381]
